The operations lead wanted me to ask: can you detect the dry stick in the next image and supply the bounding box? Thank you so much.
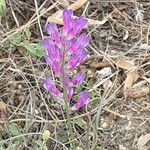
[68,0,88,11]
[48,13,109,26]
[146,24,150,44]
[34,0,44,38]
[9,0,20,27]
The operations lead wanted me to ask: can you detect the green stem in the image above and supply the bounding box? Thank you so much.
[62,44,76,149]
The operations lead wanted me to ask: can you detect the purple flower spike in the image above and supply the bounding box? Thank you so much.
[72,90,89,110]
[72,72,85,86]
[64,75,72,87]
[42,9,90,110]
[43,78,62,97]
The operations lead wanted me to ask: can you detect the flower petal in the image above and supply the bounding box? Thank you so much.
[62,9,88,39]
[43,40,62,64]
[63,9,73,36]
[67,33,89,54]
[46,23,61,47]
[67,49,89,70]
[72,90,89,110]
[64,75,72,87]
[46,23,59,35]
[43,78,62,97]
[67,87,74,102]
[42,38,54,52]
[72,72,85,86]
[77,33,89,47]
[69,17,88,38]
[45,55,61,77]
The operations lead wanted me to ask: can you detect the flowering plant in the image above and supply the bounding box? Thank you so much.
[42,9,90,110]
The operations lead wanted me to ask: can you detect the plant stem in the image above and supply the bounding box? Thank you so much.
[61,44,76,149]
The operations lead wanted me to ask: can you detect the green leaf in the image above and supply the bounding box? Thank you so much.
[0,0,6,16]
[4,123,24,142]
[10,28,31,46]
[5,123,22,137]
[10,28,45,57]
[11,33,22,46]
[23,28,31,41]
[23,42,46,57]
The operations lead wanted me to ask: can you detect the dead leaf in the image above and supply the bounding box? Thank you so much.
[80,54,96,65]
[48,0,88,19]
[137,134,150,150]
[115,58,135,70]
[132,78,150,88]
[90,60,111,68]
[123,70,140,99]
[47,0,111,26]
[51,0,88,18]
[48,15,109,26]
[130,86,150,98]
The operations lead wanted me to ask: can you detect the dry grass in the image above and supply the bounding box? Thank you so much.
[0,0,150,150]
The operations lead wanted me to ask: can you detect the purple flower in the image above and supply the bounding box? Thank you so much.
[43,78,62,97]
[63,9,73,36]
[63,9,88,39]
[67,33,89,54]
[64,75,72,87]
[43,42,62,63]
[69,17,88,38]
[72,90,89,110]
[46,23,58,35]
[77,33,89,47]
[66,49,89,70]
[42,38,53,50]
[72,72,85,86]
[42,9,90,110]
[67,87,74,102]
[45,55,61,77]
[46,23,61,48]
